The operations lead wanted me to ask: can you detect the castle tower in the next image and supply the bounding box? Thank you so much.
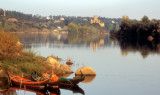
[4,9,6,16]
[94,15,97,20]
[90,15,105,27]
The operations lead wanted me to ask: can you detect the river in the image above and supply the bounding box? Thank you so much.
[2,32,160,95]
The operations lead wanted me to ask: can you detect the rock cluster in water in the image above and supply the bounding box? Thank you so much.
[46,57,73,74]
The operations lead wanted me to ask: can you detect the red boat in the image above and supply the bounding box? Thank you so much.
[8,71,59,90]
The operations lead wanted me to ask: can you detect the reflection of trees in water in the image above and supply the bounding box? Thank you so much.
[14,32,68,48]
[118,38,160,58]
[14,32,68,44]
[1,89,17,95]
[68,33,115,51]
[0,77,16,95]
[14,32,119,51]
[0,77,8,89]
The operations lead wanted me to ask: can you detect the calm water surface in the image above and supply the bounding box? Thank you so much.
[4,32,160,95]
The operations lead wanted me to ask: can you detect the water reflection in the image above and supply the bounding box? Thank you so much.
[0,77,9,93]
[14,32,160,57]
[2,85,60,95]
[115,37,160,58]
[7,87,49,95]
[13,32,114,52]
[60,85,85,95]
[0,84,86,95]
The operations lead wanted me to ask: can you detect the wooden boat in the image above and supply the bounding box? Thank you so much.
[59,76,85,86]
[46,81,59,90]
[32,71,85,87]
[31,71,59,89]
[8,71,59,90]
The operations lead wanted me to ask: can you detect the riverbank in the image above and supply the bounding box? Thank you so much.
[0,29,73,79]
[0,53,73,77]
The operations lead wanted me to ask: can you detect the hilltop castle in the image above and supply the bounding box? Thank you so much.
[90,16,105,27]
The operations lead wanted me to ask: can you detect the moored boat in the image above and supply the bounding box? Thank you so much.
[31,71,59,89]
[59,76,85,86]
[32,71,85,87]
[8,71,59,90]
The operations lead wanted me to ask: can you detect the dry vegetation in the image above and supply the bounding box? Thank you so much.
[0,28,48,77]
[0,28,72,78]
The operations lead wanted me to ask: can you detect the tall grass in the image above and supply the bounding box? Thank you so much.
[0,28,48,77]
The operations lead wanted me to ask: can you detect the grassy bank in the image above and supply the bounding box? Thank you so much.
[0,50,46,76]
[0,28,67,79]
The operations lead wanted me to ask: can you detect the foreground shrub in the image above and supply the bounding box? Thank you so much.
[0,29,23,61]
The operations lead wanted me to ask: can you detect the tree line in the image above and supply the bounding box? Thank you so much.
[0,9,32,21]
[111,15,160,42]
[68,23,108,34]
[0,8,121,32]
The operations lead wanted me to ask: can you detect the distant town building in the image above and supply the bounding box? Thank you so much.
[83,18,88,21]
[46,16,50,20]
[54,20,61,23]
[112,21,115,24]
[57,26,61,29]
[7,18,18,22]
[90,15,105,27]
[60,17,64,21]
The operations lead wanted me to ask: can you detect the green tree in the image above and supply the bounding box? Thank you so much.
[121,15,130,23]
[141,15,150,23]
[1,18,7,28]
[68,23,78,34]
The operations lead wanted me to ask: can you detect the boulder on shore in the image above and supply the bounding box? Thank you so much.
[46,57,73,74]
[75,66,96,76]
[58,64,73,74]
[47,57,60,70]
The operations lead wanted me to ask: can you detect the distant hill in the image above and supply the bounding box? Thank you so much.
[0,8,121,32]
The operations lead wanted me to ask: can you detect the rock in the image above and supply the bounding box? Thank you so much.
[66,59,73,66]
[75,66,96,76]
[82,76,96,83]
[58,64,73,74]
[47,57,60,70]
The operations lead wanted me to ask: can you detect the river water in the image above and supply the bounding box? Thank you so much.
[2,32,160,95]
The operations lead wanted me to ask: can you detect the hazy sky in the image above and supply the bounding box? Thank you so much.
[1,0,160,19]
